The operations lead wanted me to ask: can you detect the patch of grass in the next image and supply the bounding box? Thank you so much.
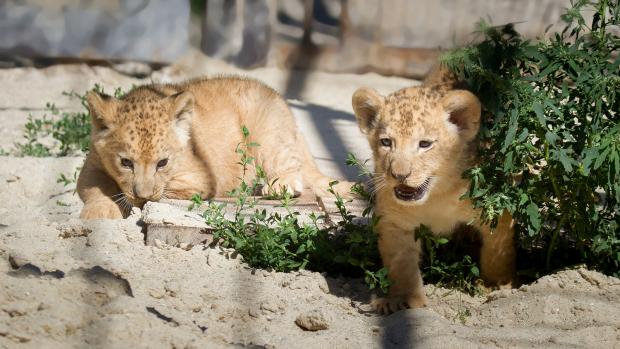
[443,0,620,277]
[9,84,126,157]
[192,126,391,292]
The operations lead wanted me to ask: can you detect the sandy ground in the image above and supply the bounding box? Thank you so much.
[1,52,619,348]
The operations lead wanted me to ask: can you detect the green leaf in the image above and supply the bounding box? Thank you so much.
[557,149,574,172]
[532,101,546,126]
[437,238,449,245]
[501,110,518,152]
[594,147,610,170]
[581,148,598,176]
[545,131,559,146]
[241,125,250,137]
[526,202,541,235]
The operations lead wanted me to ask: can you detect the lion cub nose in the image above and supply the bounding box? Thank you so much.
[133,184,156,200]
[390,170,411,182]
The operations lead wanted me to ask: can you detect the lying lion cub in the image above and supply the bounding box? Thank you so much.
[78,76,351,220]
[352,68,516,313]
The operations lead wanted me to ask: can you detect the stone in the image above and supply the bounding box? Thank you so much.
[142,200,214,247]
[260,300,281,314]
[294,310,329,331]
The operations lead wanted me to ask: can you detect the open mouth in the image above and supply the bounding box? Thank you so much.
[394,179,431,201]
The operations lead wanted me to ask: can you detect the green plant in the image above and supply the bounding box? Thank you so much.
[55,200,70,207]
[56,166,81,193]
[415,225,482,295]
[193,127,391,292]
[10,85,126,157]
[442,0,619,276]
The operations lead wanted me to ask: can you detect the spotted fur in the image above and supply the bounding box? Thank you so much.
[77,76,352,220]
[352,66,517,314]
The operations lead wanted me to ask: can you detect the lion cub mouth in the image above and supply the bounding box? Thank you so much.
[394,179,431,201]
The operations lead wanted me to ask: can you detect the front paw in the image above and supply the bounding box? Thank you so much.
[372,293,428,314]
[80,202,123,220]
[262,175,303,198]
[478,278,518,294]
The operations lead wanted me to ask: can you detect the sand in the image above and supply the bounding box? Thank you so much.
[1,52,619,348]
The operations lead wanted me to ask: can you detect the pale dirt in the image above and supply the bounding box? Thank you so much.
[1,52,619,348]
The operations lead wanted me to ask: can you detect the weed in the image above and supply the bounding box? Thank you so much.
[193,127,391,292]
[56,166,81,193]
[454,306,472,325]
[10,85,127,157]
[416,225,483,295]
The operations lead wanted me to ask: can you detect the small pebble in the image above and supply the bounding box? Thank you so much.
[248,307,261,318]
[295,310,329,331]
[260,300,281,313]
[153,239,165,249]
[178,242,193,251]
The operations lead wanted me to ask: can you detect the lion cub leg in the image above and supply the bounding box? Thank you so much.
[373,221,427,314]
[77,158,125,220]
[255,147,303,197]
[478,211,517,288]
[251,134,304,197]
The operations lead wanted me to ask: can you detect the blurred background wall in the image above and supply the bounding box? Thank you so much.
[0,0,577,77]
[0,0,190,62]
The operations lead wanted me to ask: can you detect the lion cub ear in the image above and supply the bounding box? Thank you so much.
[169,91,195,145]
[85,91,117,131]
[441,90,481,141]
[352,87,385,134]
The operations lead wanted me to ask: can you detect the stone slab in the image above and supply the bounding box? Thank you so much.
[317,196,368,225]
[143,192,334,247]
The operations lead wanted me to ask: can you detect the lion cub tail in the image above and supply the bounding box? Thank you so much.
[296,131,355,199]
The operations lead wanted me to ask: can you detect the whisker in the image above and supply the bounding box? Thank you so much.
[111,192,134,217]
[122,197,133,215]
[367,174,387,197]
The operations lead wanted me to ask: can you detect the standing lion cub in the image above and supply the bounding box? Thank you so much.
[78,76,351,220]
[352,68,516,314]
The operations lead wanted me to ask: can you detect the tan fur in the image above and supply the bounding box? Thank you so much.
[78,76,352,220]
[352,70,516,314]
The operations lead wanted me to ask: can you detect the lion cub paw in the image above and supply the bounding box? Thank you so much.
[80,202,124,220]
[262,174,303,198]
[372,293,428,314]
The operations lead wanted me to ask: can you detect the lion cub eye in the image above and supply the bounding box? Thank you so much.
[157,158,169,169]
[120,158,133,169]
[380,138,392,147]
[419,140,433,149]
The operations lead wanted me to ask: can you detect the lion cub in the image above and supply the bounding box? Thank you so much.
[352,71,516,313]
[78,76,350,220]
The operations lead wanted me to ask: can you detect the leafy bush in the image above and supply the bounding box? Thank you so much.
[442,0,619,276]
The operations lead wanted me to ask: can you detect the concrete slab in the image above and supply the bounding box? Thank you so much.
[143,194,324,247]
[143,193,368,248]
